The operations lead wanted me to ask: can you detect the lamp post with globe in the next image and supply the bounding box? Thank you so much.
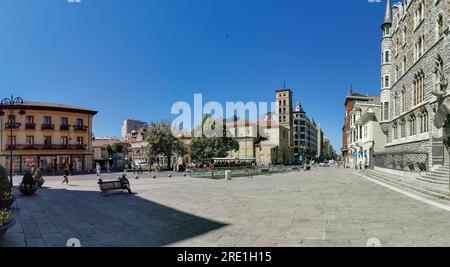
[0,96,26,189]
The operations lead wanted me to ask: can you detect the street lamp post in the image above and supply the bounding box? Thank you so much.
[0,95,25,189]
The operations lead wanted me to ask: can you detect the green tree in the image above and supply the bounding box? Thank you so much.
[106,143,124,157]
[189,137,240,161]
[190,114,240,161]
[144,120,187,169]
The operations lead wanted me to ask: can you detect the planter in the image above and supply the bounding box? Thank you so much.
[19,185,37,196]
[0,219,16,239]
[0,197,15,210]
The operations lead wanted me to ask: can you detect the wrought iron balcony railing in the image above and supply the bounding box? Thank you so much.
[41,124,55,130]
[25,123,36,130]
[5,122,21,129]
[73,125,88,132]
[60,124,71,131]
[5,144,88,151]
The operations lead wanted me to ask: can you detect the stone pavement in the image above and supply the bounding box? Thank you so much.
[3,168,450,247]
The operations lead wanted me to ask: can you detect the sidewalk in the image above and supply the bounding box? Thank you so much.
[357,169,450,200]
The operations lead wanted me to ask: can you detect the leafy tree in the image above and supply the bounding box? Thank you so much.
[144,120,187,169]
[190,114,240,161]
[106,143,124,157]
[190,137,239,161]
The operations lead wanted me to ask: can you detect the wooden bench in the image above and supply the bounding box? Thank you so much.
[98,179,132,196]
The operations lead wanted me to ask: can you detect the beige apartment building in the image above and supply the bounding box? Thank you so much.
[0,102,97,174]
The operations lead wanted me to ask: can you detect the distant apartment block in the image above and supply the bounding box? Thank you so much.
[121,119,148,141]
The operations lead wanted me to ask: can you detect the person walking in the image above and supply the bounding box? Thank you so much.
[96,163,101,179]
[62,165,70,185]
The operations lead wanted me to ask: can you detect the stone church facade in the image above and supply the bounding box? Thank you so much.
[378,0,449,171]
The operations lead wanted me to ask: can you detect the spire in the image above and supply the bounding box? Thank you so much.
[349,85,353,96]
[295,101,305,113]
[383,0,392,25]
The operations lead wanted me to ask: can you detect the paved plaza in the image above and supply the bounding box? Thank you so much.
[2,168,450,247]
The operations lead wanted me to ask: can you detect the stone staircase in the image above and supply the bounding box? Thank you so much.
[418,166,450,185]
[358,169,450,201]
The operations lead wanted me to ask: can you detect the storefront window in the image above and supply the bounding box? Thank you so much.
[72,156,84,172]
[58,155,71,172]
[22,156,38,173]
[5,156,20,175]
[40,156,57,174]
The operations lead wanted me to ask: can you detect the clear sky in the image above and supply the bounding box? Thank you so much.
[0,0,388,151]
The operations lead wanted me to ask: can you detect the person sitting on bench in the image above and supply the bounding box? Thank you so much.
[119,173,134,194]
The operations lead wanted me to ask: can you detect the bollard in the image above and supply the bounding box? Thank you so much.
[225,170,232,180]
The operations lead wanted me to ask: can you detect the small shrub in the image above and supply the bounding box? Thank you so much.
[0,209,10,226]
[0,165,12,199]
[19,172,37,191]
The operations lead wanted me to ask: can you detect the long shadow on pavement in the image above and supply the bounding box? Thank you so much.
[1,187,228,247]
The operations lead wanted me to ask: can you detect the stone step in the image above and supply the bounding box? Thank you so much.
[425,173,450,180]
[430,171,450,177]
[358,170,450,201]
[417,176,449,185]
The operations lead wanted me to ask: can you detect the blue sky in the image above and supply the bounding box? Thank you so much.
[0,0,387,151]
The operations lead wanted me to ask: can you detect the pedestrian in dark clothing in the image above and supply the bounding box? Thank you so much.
[119,174,135,194]
[62,166,70,185]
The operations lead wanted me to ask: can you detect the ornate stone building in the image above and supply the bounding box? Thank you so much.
[342,90,379,167]
[378,0,449,172]
[293,101,318,161]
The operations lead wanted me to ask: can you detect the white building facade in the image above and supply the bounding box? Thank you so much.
[348,100,386,169]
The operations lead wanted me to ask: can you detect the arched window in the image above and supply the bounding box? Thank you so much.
[395,65,399,81]
[8,115,15,123]
[402,26,407,45]
[420,111,429,133]
[415,1,425,28]
[413,71,425,105]
[401,89,407,112]
[409,115,417,136]
[437,15,444,39]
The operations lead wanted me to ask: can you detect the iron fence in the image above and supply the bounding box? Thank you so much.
[189,166,301,179]
[373,151,429,172]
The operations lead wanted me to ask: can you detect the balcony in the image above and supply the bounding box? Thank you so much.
[25,123,36,130]
[60,124,71,131]
[5,122,21,130]
[41,124,55,130]
[59,144,87,150]
[73,125,88,132]
[5,144,87,151]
